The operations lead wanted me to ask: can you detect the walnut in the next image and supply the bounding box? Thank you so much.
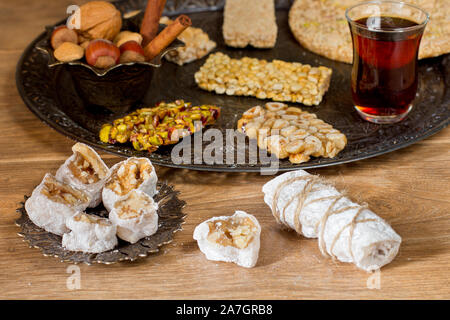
[74,1,122,42]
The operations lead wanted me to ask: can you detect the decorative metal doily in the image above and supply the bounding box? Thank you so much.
[15,182,186,265]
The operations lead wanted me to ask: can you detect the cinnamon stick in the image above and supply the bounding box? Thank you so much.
[143,14,191,61]
[140,0,167,47]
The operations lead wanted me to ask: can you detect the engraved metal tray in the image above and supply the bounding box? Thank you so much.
[15,0,450,172]
[16,182,186,264]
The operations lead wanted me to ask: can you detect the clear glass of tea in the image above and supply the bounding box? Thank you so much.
[346,1,429,124]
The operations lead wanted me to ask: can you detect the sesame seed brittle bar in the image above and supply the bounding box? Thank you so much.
[223,0,278,48]
[160,16,216,66]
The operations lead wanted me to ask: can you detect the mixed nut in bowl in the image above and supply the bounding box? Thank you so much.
[36,1,187,112]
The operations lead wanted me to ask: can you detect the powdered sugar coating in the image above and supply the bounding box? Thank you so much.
[193,211,261,268]
[109,190,159,244]
[24,174,91,236]
[263,170,401,271]
[102,157,157,212]
[62,213,118,253]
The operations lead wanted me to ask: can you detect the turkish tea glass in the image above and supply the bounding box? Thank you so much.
[346,1,429,124]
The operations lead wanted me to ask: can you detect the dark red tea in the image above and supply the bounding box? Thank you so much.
[350,16,424,118]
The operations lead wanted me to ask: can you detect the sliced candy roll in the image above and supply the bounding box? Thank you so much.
[62,212,118,253]
[56,143,110,208]
[109,189,159,244]
[262,170,402,272]
[25,173,91,236]
[102,157,158,212]
[193,211,261,268]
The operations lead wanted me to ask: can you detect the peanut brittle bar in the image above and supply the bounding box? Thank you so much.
[195,52,332,106]
[237,102,347,164]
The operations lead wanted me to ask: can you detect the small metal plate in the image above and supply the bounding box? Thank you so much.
[16,182,186,265]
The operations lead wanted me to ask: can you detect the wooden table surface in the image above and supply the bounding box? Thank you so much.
[1,0,449,300]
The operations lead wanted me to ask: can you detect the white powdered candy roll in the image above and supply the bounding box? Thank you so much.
[56,143,110,208]
[102,157,157,212]
[62,213,118,253]
[109,189,159,244]
[262,170,401,272]
[193,211,261,268]
[25,174,91,236]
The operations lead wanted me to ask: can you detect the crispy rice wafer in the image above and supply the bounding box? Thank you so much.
[223,0,277,48]
[289,0,450,63]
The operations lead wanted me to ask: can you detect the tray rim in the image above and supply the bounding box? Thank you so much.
[15,4,450,172]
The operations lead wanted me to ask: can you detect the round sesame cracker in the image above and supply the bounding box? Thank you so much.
[289,0,450,63]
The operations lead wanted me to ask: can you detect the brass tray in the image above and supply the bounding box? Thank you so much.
[15,0,450,172]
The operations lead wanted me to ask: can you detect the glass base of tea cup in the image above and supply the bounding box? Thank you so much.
[355,104,412,124]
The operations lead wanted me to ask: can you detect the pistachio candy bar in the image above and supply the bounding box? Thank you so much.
[99,100,220,153]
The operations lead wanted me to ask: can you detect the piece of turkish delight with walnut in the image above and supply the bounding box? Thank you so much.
[62,212,118,253]
[25,173,91,235]
[237,102,347,164]
[160,16,216,65]
[193,211,261,268]
[56,143,110,208]
[102,157,157,212]
[109,189,158,243]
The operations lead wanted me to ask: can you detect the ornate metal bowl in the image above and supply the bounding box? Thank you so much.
[36,12,183,112]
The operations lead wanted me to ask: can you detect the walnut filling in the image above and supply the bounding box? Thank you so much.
[73,213,111,226]
[40,175,88,205]
[207,217,257,249]
[106,159,152,196]
[68,152,100,184]
[113,191,151,220]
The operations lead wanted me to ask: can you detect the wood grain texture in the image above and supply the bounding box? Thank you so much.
[0,0,449,300]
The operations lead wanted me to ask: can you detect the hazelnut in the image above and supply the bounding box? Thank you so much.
[54,42,84,62]
[113,31,143,47]
[51,25,78,49]
[72,1,122,41]
[119,41,145,63]
[85,39,120,68]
